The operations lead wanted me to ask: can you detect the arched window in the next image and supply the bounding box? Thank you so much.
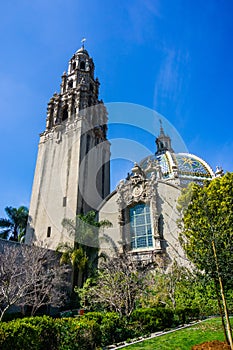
[62,106,68,121]
[48,107,54,129]
[72,62,76,70]
[80,61,85,70]
[68,80,73,89]
[130,203,153,249]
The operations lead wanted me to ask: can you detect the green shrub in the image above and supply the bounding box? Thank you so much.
[81,311,104,324]
[0,308,179,349]
[131,307,174,334]
[0,316,57,350]
[83,311,139,346]
[56,318,101,350]
[100,312,128,345]
[0,316,100,350]
[175,307,200,324]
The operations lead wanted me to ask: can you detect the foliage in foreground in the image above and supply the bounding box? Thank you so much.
[0,315,99,350]
[0,307,181,350]
[0,313,228,350]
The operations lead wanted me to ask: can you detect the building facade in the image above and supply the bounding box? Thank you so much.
[98,122,218,268]
[26,46,221,269]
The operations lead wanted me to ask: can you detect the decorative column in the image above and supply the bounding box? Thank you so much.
[150,173,162,251]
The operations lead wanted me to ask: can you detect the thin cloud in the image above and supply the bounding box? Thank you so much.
[154,48,180,107]
[153,47,190,114]
[125,0,161,43]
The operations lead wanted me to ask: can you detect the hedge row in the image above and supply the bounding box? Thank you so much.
[0,307,200,349]
[0,316,99,350]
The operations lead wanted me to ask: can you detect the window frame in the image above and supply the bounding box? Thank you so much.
[129,202,154,251]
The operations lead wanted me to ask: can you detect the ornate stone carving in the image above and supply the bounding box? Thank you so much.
[116,162,163,253]
[117,164,160,207]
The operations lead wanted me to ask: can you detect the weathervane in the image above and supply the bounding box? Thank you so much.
[81,37,86,48]
[159,119,165,135]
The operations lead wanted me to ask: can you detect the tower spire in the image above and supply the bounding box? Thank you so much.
[155,120,174,155]
[159,119,165,136]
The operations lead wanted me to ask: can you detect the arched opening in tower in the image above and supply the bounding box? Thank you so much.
[80,61,85,70]
[62,105,68,121]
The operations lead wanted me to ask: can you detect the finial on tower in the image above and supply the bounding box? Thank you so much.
[81,37,86,48]
[159,119,165,135]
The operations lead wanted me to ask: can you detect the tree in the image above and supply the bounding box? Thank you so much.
[0,243,70,320]
[56,242,89,288]
[178,172,233,348]
[59,211,112,288]
[62,211,112,252]
[144,261,193,309]
[76,251,151,317]
[0,206,28,241]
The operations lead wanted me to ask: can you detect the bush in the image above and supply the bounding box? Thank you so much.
[0,316,57,350]
[84,312,123,345]
[56,318,101,350]
[175,307,200,324]
[131,307,174,334]
[83,311,140,346]
[0,316,100,350]
[0,308,180,349]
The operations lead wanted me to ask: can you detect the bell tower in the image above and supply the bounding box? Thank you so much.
[26,45,110,249]
[155,120,174,155]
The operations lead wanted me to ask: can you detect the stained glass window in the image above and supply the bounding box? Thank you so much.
[130,203,153,249]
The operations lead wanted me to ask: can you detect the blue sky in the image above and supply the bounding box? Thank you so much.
[0,0,233,217]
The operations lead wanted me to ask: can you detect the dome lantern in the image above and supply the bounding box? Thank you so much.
[155,120,174,155]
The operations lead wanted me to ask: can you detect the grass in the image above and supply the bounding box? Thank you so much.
[123,317,228,350]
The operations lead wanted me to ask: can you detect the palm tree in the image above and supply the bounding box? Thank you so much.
[58,211,112,288]
[56,242,89,288]
[0,206,29,242]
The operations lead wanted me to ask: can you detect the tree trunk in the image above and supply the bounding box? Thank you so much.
[213,277,228,343]
[212,241,233,349]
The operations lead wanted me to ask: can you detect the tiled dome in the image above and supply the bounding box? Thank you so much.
[140,151,215,184]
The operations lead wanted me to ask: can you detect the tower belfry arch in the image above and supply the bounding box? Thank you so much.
[26,46,110,249]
